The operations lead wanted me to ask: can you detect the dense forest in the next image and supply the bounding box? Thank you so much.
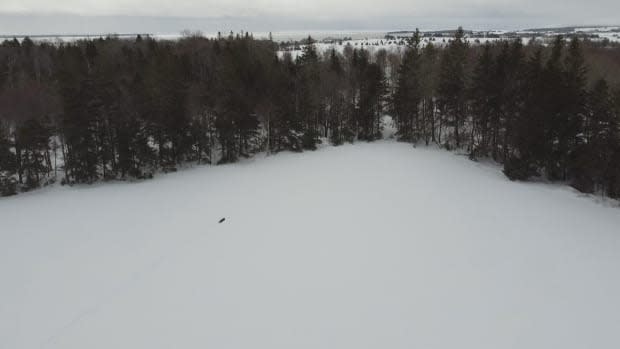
[1,28,620,198]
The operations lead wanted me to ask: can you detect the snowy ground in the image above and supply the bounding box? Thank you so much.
[1,134,620,348]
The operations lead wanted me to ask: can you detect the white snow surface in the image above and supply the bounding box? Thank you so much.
[2,136,620,348]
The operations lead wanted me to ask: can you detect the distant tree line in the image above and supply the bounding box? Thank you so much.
[1,29,620,199]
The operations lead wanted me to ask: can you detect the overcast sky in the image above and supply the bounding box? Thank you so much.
[1,0,619,35]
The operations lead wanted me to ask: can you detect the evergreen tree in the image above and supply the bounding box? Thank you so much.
[357,62,387,141]
[0,121,17,196]
[296,36,321,150]
[562,37,588,181]
[572,79,619,194]
[501,39,526,162]
[419,42,439,145]
[539,36,567,180]
[271,53,304,151]
[56,45,100,183]
[323,49,347,146]
[468,43,495,158]
[504,48,546,180]
[437,27,468,149]
[14,117,52,189]
[393,29,422,142]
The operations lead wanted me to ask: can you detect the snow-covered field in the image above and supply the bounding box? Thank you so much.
[2,135,620,348]
[280,37,509,59]
[278,26,620,58]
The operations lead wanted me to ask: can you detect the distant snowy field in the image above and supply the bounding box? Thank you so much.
[276,26,620,58]
[2,133,620,348]
[8,26,619,55]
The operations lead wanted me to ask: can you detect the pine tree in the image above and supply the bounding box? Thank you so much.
[419,42,439,145]
[0,121,17,196]
[607,86,620,198]
[501,39,526,162]
[540,36,567,180]
[271,53,304,151]
[504,48,546,180]
[296,36,321,150]
[393,29,422,142]
[562,37,588,182]
[437,27,468,149]
[357,62,387,141]
[57,45,101,184]
[324,49,347,146]
[468,43,495,158]
[572,79,619,194]
[14,117,52,189]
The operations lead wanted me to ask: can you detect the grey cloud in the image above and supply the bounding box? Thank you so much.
[0,0,618,34]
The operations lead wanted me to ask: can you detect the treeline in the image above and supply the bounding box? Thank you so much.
[392,29,620,198]
[0,32,388,196]
[1,29,620,199]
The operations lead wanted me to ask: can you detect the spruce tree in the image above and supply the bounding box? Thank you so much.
[14,117,52,189]
[419,42,439,145]
[562,37,588,182]
[468,43,495,158]
[540,36,567,180]
[358,62,387,141]
[296,36,321,150]
[0,121,17,196]
[504,48,545,180]
[324,49,347,146]
[437,27,468,149]
[573,79,619,194]
[393,29,422,142]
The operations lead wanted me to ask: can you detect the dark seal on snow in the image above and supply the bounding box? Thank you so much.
[218,218,226,224]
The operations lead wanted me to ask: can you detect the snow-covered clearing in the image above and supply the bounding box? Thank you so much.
[1,138,620,349]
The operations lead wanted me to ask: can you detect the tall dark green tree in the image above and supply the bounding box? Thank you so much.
[296,37,322,150]
[323,49,348,146]
[357,62,387,141]
[437,27,468,149]
[561,37,588,181]
[468,43,495,158]
[572,79,619,194]
[0,121,17,196]
[14,117,52,189]
[504,48,546,180]
[393,29,422,142]
[56,45,100,183]
[419,42,439,145]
